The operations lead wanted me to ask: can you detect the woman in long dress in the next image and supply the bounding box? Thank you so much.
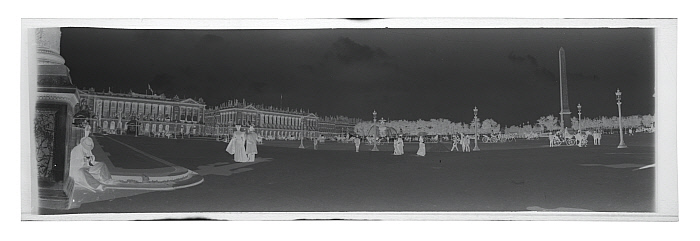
[397,136,404,155]
[69,137,114,191]
[417,136,426,156]
[392,138,400,155]
[226,124,248,162]
[246,126,258,162]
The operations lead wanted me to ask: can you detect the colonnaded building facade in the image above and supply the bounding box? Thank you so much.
[75,89,362,140]
[76,88,207,136]
[318,116,362,139]
[202,99,362,140]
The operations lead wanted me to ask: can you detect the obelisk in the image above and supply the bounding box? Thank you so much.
[559,47,572,132]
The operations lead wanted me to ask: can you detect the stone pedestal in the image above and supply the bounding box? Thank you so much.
[33,28,80,210]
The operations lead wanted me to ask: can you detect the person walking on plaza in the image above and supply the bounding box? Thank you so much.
[246,125,258,162]
[354,135,361,152]
[450,135,460,152]
[460,133,470,152]
[592,131,602,146]
[226,124,248,162]
[417,136,426,157]
[313,136,319,150]
[393,137,400,155]
[397,135,405,155]
[83,120,91,138]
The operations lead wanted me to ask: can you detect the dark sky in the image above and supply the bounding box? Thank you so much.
[60,27,655,126]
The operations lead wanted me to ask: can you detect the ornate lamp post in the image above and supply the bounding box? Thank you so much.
[473,106,480,151]
[371,111,380,151]
[615,89,627,148]
[577,103,582,133]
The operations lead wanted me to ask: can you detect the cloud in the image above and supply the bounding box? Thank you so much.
[508,51,556,82]
[509,52,599,82]
[508,51,526,62]
[327,37,389,64]
[534,66,556,80]
[526,54,538,66]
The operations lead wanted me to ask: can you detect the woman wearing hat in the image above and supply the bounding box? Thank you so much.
[226,124,248,162]
[245,125,258,162]
[417,136,426,157]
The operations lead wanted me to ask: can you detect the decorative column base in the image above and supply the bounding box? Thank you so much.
[617,140,628,149]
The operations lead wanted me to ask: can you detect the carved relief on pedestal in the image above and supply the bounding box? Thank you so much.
[35,109,57,180]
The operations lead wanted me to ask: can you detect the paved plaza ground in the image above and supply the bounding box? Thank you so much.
[41,133,655,215]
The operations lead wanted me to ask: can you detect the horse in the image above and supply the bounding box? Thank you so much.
[548,134,558,147]
[574,133,589,147]
[506,133,517,142]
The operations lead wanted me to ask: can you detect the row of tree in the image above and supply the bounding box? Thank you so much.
[354,118,501,136]
[353,114,655,136]
[528,114,655,133]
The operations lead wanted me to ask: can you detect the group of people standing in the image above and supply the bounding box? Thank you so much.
[351,133,477,157]
[450,134,472,153]
[225,124,259,162]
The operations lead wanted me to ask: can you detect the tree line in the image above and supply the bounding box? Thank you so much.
[353,114,655,136]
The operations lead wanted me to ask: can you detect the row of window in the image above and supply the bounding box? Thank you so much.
[89,98,204,123]
[211,111,319,128]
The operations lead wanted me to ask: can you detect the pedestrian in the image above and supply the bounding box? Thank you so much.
[450,135,460,152]
[393,137,400,155]
[313,136,319,150]
[354,135,361,152]
[397,135,405,155]
[417,136,426,156]
[460,133,470,152]
[592,131,602,145]
[83,120,91,138]
[246,126,258,162]
[226,124,248,162]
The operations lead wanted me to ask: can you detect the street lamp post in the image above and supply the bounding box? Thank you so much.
[615,89,627,148]
[577,103,582,133]
[299,118,305,149]
[473,106,480,151]
[371,111,379,151]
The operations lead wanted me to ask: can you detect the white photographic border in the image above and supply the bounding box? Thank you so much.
[19,18,677,222]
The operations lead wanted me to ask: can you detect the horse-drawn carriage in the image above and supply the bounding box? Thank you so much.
[481,133,517,143]
[549,130,589,147]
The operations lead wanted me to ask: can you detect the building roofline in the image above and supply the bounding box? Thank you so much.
[79,90,206,107]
